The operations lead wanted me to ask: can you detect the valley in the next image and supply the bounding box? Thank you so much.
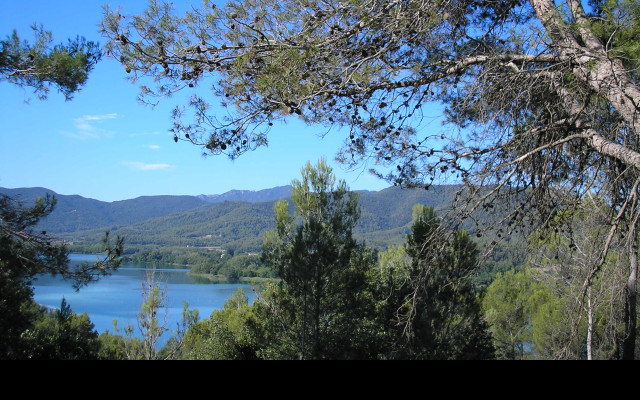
[0,184,527,287]
[0,185,461,251]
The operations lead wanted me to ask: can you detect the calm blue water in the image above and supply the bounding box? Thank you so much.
[32,254,256,345]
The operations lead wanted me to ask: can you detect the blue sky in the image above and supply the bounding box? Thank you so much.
[0,0,404,202]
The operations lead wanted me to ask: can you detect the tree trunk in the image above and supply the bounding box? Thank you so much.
[587,132,640,171]
[586,286,593,360]
[622,224,638,360]
[301,285,307,360]
[530,0,640,139]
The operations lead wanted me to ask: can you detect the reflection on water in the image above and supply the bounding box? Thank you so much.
[33,254,256,344]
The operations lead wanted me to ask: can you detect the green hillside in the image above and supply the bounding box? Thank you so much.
[39,185,463,252]
[2,185,463,250]
[356,185,461,248]
[2,184,526,286]
[0,187,210,233]
[1,185,524,268]
[64,200,279,252]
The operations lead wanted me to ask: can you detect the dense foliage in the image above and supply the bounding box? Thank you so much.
[375,205,494,359]
[19,298,102,360]
[0,193,122,359]
[259,159,380,359]
[1,25,101,100]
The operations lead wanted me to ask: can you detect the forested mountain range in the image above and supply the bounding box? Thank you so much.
[0,187,211,233]
[0,185,461,251]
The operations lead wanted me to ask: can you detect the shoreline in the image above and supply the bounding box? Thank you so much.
[186,272,277,285]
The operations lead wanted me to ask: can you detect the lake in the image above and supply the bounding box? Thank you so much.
[32,254,257,346]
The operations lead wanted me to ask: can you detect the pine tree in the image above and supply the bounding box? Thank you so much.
[260,159,378,359]
[378,205,494,359]
[0,25,101,100]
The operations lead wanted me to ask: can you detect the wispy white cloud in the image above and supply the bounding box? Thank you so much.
[82,113,118,121]
[122,161,174,171]
[61,113,119,139]
[148,145,161,150]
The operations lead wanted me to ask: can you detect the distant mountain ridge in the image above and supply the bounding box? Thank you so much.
[0,187,211,233]
[0,185,462,251]
[197,186,293,204]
